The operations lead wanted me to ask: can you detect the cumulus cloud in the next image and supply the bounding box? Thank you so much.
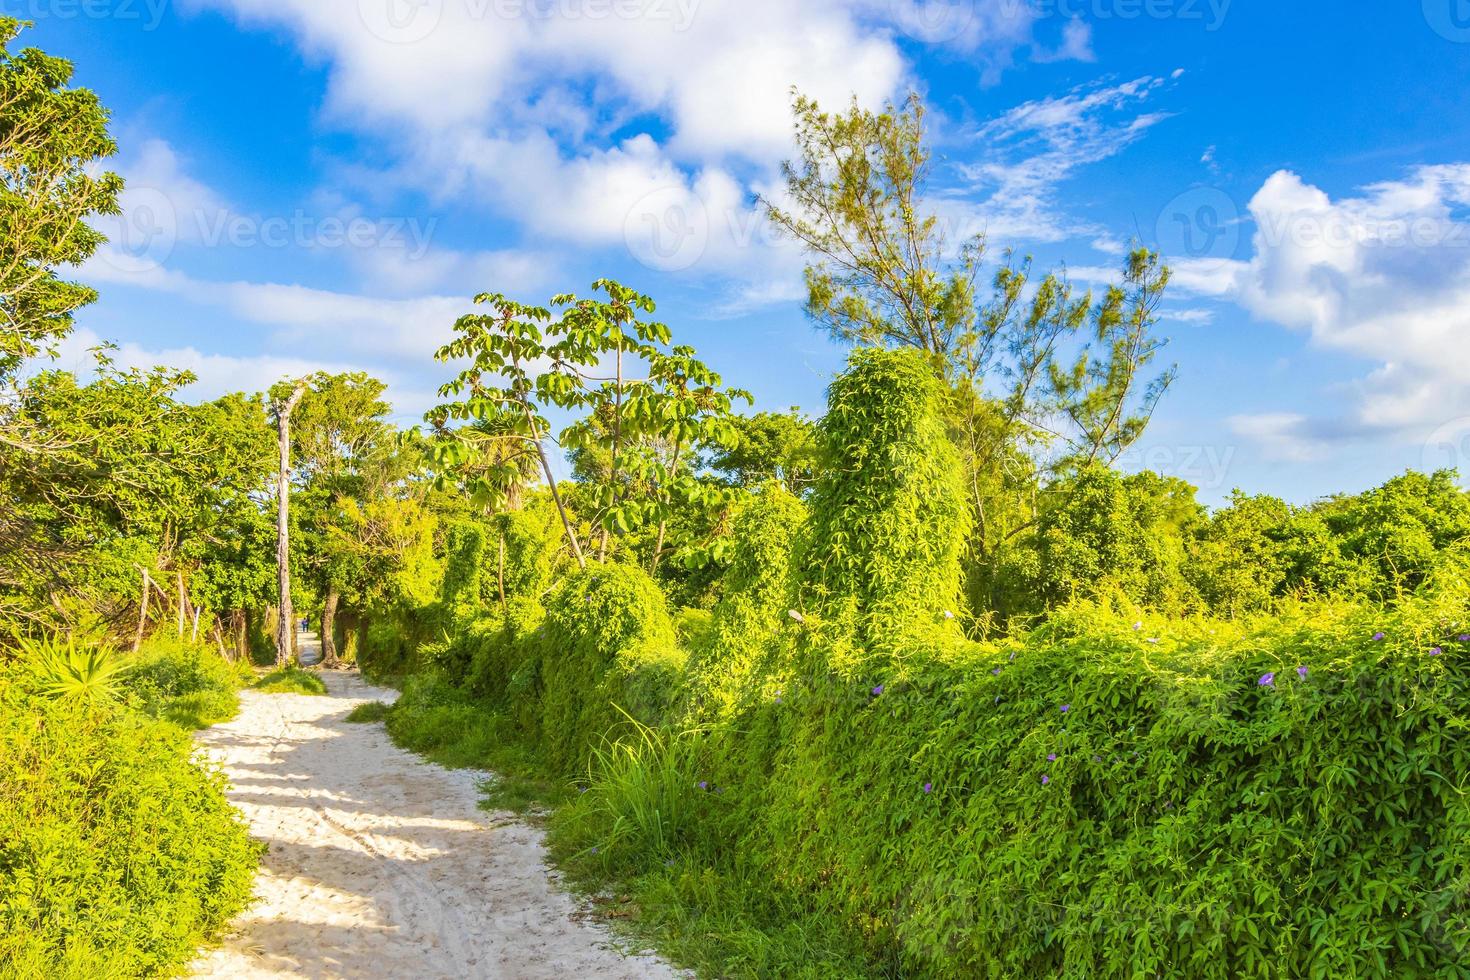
[1222,165,1470,452]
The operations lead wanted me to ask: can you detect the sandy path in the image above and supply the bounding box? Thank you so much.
[190,672,676,980]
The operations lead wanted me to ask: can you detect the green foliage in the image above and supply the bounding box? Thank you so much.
[253,666,327,695]
[988,466,1202,621]
[683,484,806,721]
[551,715,706,875]
[798,347,969,654]
[22,635,125,705]
[539,562,684,773]
[0,664,258,977]
[345,700,391,723]
[0,17,122,375]
[123,636,249,729]
[707,410,819,494]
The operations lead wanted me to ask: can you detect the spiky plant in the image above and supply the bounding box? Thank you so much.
[23,636,125,705]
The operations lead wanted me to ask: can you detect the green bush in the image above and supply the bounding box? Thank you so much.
[539,562,684,774]
[550,715,706,875]
[0,666,258,977]
[682,484,805,722]
[123,637,251,729]
[797,347,969,655]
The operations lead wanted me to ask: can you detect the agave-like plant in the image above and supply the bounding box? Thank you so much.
[22,636,126,705]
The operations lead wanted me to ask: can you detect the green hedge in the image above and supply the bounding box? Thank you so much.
[539,563,684,774]
[0,666,258,977]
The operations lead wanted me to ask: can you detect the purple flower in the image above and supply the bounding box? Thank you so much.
[1296,666,1309,680]
[697,781,709,791]
[1047,753,1057,762]
[1372,632,1386,641]
[1258,672,1276,687]
[922,782,933,794]
[1133,622,1142,631]
[1430,647,1443,657]
[1041,775,1051,785]
[1060,704,1071,714]
[871,684,885,697]
[992,667,1002,676]
[1459,634,1470,642]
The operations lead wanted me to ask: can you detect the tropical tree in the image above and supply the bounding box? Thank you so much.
[0,17,122,378]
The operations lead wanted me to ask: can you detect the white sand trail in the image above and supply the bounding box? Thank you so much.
[190,671,675,980]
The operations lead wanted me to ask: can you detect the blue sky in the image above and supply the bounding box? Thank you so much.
[23,0,1470,504]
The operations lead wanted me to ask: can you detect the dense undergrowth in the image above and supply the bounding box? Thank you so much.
[0,638,260,977]
[363,348,1470,978]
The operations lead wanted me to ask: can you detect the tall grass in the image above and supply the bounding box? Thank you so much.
[555,713,705,872]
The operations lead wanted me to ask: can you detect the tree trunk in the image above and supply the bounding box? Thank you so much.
[272,380,309,667]
[191,604,202,644]
[132,567,151,653]
[234,609,250,661]
[176,570,188,639]
[321,589,340,668]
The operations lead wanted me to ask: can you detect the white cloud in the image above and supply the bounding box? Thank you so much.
[52,327,375,405]
[1227,412,1330,463]
[958,74,1179,243]
[1223,165,1470,449]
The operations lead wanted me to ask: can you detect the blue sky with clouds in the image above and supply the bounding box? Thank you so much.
[22,0,1470,503]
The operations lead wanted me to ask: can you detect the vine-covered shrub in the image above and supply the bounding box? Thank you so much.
[797,347,969,655]
[726,583,1470,977]
[682,483,806,722]
[490,507,561,602]
[539,562,684,773]
[0,665,258,977]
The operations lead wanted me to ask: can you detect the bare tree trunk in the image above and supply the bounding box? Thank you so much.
[272,380,309,667]
[191,603,202,644]
[321,589,340,668]
[132,567,151,653]
[213,623,228,660]
[176,570,186,639]
[234,609,250,662]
